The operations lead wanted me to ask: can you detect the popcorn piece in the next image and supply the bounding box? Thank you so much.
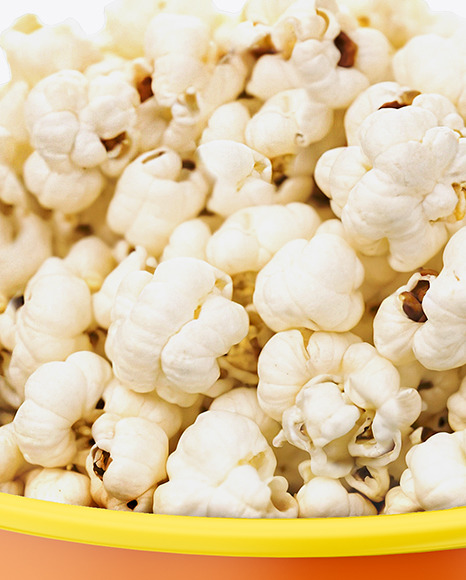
[232,0,391,109]
[162,51,249,154]
[258,330,360,422]
[161,218,211,262]
[296,475,376,517]
[0,15,102,87]
[287,16,386,110]
[395,431,466,512]
[153,410,298,517]
[107,148,209,256]
[98,378,183,439]
[86,416,168,511]
[24,467,93,506]
[382,484,422,515]
[253,233,364,333]
[206,203,320,275]
[209,386,280,443]
[106,257,249,406]
[7,257,94,396]
[144,13,248,154]
[373,269,440,366]
[145,13,212,69]
[63,236,115,293]
[24,69,140,177]
[393,30,466,119]
[103,0,169,59]
[344,82,422,147]
[339,0,459,49]
[342,344,422,465]
[246,54,301,103]
[315,89,466,271]
[374,228,466,370]
[13,352,112,467]
[344,462,390,502]
[397,361,461,425]
[198,140,273,216]
[245,89,333,158]
[23,152,105,213]
[0,81,31,154]
[199,139,313,217]
[200,101,251,145]
[258,331,421,477]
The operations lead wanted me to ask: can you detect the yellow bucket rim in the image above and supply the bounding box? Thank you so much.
[0,493,465,557]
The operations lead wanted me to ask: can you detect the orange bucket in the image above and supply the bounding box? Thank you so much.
[0,493,464,580]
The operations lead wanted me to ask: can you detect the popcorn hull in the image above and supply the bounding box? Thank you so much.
[0,494,464,579]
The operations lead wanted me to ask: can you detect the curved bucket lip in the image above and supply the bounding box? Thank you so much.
[0,493,465,557]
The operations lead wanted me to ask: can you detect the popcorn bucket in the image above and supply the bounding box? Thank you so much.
[0,493,464,580]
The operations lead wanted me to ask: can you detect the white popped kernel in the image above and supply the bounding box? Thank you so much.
[13,351,113,467]
[315,88,466,271]
[7,258,94,396]
[86,415,168,511]
[107,148,209,256]
[24,69,140,177]
[253,233,364,333]
[153,410,298,518]
[206,203,320,275]
[24,468,93,506]
[105,257,249,406]
[258,331,421,477]
[374,228,466,371]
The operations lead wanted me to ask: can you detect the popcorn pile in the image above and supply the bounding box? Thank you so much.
[0,0,466,518]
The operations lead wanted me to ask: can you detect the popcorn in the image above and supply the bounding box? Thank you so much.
[245,89,334,158]
[315,87,466,271]
[0,0,465,519]
[253,232,365,332]
[24,69,140,177]
[6,257,94,397]
[24,467,93,506]
[0,15,102,87]
[23,151,105,213]
[388,431,466,512]
[86,415,168,511]
[393,30,466,118]
[209,386,280,443]
[296,475,377,517]
[106,148,209,256]
[92,246,151,329]
[153,410,298,517]
[105,257,249,406]
[374,228,466,370]
[206,202,320,275]
[161,218,211,262]
[98,378,183,439]
[13,352,112,467]
[339,0,459,49]
[258,331,421,478]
